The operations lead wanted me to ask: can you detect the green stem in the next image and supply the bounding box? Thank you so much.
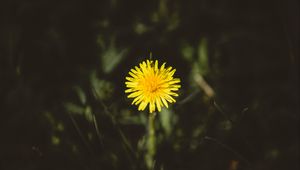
[146,112,156,169]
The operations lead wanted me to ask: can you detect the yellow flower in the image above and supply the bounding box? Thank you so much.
[125,59,181,113]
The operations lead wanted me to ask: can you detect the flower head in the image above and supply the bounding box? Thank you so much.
[125,59,181,113]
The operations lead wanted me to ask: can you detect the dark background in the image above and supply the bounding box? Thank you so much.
[0,0,299,169]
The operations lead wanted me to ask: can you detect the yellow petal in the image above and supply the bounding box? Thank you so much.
[168,91,179,96]
[164,94,176,103]
[138,101,148,111]
[167,79,180,85]
[160,63,166,71]
[168,69,176,77]
[161,97,168,108]
[129,71,138,78]
[126,77,135,81]
[156,97,162,112]
[149,101,155,113]
[125,89,137,93]
[132,94,143,104]
[128,91,143,98]
[154,60,158,72]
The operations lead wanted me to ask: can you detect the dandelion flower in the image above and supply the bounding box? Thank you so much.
[125,59,181,113]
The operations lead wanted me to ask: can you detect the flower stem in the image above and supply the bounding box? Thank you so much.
[146,111,156,169]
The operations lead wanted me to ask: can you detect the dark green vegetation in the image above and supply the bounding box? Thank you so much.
[0,0,298,169]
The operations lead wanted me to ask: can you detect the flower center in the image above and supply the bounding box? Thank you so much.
[144,76,160,94]
[149,83,159,93]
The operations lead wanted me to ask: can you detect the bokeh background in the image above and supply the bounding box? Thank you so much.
[0,0,299,169]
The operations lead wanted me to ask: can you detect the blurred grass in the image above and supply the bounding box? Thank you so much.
[0,0,299,170]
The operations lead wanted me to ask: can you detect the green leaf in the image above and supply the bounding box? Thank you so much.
[159,108,175,136]
[73,86,87,105]
[101,45,128,73]
[64,102,85,115]
[197,38,209,75]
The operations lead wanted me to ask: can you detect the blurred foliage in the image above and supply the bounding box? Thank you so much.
[0,0,299,170]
